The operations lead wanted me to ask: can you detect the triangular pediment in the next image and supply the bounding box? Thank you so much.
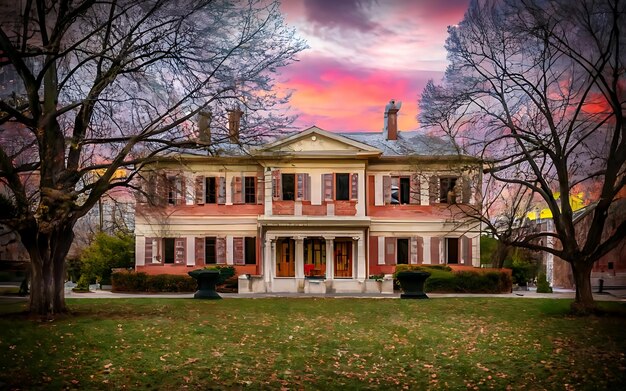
[253,126,381,157]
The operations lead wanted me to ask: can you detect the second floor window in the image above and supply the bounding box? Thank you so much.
[245,177,256,204]
[440,177,458,203]
[335,173,350,201]
[282,174,295,201]
[206,177,217,204]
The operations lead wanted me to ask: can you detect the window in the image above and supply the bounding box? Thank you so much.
[244,177,256,204]
[205,237,216,264]
[163,238,175,263]
[167,177,183,205]
[304,238,326,276]
[440,177,458,203]
[334,240,353,278]
[400,178,410,204]
[446,238,459,264]
[397,239,409,264]
[282,174,295,201]
[385,175,419,205]
[205,177,217,204]
[335,173,350,200]
[244,237,256,264]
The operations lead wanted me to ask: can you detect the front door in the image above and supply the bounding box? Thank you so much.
[276,238,295,277]
[334,240,353,278]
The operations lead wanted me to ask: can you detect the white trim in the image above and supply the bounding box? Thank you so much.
[135,236,145,266]
[374,174,384,206]
[378,236,385,265]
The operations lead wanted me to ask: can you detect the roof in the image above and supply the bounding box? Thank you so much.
[340,131,459,157]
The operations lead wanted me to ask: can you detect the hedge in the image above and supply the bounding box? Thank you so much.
[393,265,512,294]
[111,271,196,293]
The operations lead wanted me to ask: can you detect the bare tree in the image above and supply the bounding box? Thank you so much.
[419,0,625,313]
[0,0,306,318]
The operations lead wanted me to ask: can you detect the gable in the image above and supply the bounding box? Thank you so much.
[254,126,381,157]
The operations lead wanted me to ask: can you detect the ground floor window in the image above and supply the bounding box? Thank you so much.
[163,238,175,263]
[245,237,256,265]
[304,238,326,276]
[276,238,295,277]
[397,238,409,264]
[334,239,353,278]
[446,238,459,264]
[205,237,216,264]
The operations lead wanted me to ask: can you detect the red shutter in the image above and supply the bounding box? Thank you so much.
[232,175,243,204]
[195,176,205,205]
[272,170,281,201]
[217,177,226,204]
[417,236,424,264]
[178,176,186,205]
[463,236,473,265]
[323,173,334,201]
[256,174,264,205]
[384,237,396,265]
[431,237,440,264]
[462,176,471,204]
[305,174,311,201]
[429,176,439,204]
[174,238,186,264]
[233,237,244,265]
[350,173,358,200]
[410,236,418,264]
[410,174,421,204]
[144,237,153,264]
[216,237,226,264]
[383,175,391,204]
[195,237,205,266]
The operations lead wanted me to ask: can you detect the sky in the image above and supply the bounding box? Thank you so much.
[278,0,470,133]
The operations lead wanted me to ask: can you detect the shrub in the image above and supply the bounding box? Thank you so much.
[204,265,236,285]
[510,259,535,285]
[393,265,511,294]
[536,272,553,293]
[80,232,134,285]
[111,271,195,292]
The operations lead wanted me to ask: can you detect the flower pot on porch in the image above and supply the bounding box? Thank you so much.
[396,271,431,299]
[188,269,222,299]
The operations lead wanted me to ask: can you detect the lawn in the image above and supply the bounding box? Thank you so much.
[0,298,625,390]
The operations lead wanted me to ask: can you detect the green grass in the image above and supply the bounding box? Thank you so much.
[1,298,625,390]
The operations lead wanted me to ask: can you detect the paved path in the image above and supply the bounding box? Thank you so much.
[57,287,626,301]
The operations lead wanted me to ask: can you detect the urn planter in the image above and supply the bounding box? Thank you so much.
[188,269,222,299]
[396,271,431,299]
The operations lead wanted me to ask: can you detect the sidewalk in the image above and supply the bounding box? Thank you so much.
[61,287,626,301]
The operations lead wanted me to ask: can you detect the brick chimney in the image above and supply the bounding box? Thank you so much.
[197,111,212,144]
[227,106,243,144]
[384,99,402,141]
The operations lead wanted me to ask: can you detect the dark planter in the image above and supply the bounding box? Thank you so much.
[396,271,431,299]
[188,269,222,299]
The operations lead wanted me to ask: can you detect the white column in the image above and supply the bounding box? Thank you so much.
[295,238,304,278]
[135,236,145,267]
[225,171,232,205]
[270,240,276,283]
[420,176,430,205]
[186,237,195,266]
[374,174,384,206]
[226,235,234,265]
[423,236,431,264]
[311,173,322,205]
[325,237,334,279]
[356,171,366,216]
[356,235,366,279]
[378,236,385,265]
[264,238,272,283]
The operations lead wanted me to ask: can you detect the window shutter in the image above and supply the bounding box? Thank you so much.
[256,174,264,205]
[453,177,462,204]
[410,236,418,264]
[350,173,358,200]
[391,176,399,204]
[233,237,244,265]
[384,237,396,265]
[144,237,154,264]
[217,176,226,204]
[463,236,472,265]
[155,173,168,206]
[462,177,471,204]
[429,175,439,204]
[232,175,243,204]
[305,174,311,201]
[383,175,391,204]
[272,170,281,201]
[174,238,186,264]
[410,174,421,204]
[195,237,205,266]
[430,237,440,264]
[323,173,334,201]
[195,176,205,205]
[216,237,226,264]
[296,173,305,201]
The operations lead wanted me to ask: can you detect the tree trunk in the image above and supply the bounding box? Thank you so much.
[22,224,75,319]
[570,261,596,315]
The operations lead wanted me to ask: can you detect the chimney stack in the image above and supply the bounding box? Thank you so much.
[197,111,212,144]
[227,106,243,144]
[384,99,402,141]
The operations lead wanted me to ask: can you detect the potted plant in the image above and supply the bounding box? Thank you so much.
[394,265,431,299]
[188,269,222,299]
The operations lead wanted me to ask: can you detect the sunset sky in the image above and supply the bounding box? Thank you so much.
[278,0,470,133]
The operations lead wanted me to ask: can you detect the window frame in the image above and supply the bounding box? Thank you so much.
[335,173,350,201]
[396,238,409,264]
[244,176,256,204]
[244,237,256,265]
[439,177,458,203]
[205,237,217,264]
[205,176,217,204]
[282,173,295,201]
